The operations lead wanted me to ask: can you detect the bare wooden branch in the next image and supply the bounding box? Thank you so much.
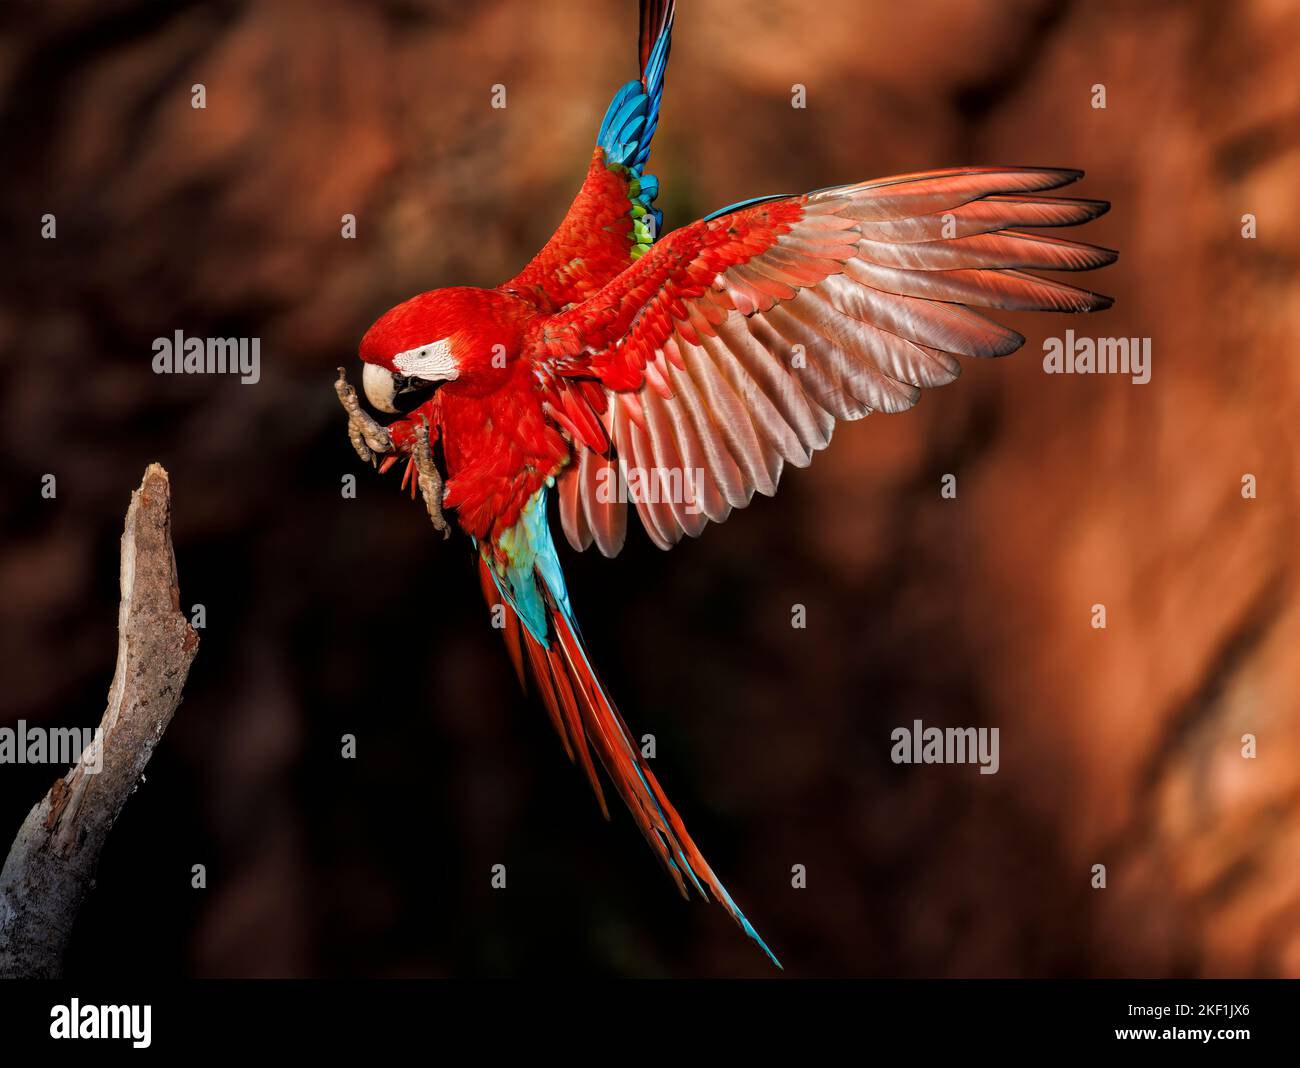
[0,463,198,978]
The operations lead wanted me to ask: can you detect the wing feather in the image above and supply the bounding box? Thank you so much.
[543,166,1114,553]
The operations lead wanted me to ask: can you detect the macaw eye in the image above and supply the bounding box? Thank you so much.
[394,337,458,381]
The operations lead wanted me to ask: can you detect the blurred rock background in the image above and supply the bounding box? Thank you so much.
[1,0,1297,977]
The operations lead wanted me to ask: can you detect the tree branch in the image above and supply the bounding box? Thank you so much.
[0,463,198,978]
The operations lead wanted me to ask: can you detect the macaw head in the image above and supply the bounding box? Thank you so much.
[358,286,519,413]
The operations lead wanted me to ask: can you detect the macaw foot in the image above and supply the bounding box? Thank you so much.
[334,368,450,538]
[412,418,451,540]
[334,366,393,465]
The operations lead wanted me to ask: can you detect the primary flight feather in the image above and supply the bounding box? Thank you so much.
[336,0,1115,968]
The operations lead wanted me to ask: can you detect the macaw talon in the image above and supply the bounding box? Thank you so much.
[334,366,394,464]
[413,418,451,539]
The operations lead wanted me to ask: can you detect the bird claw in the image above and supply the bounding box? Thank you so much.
[335,367,450,539]
[335,367,393,465]
[412,418,451,540]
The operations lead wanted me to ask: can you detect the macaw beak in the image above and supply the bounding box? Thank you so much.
[362,362,441,415]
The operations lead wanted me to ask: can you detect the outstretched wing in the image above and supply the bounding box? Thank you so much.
[534,167,1116,555]
[500,0,675,313]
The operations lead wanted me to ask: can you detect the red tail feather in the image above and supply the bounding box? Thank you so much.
[475,554,781,965]
[638,0,675,81]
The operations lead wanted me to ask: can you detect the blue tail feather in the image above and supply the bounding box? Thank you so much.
[595,5,674,245]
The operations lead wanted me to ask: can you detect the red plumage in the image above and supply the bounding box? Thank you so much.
[343,0,1115,967]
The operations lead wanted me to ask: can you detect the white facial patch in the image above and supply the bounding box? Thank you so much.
[393,337,459,381]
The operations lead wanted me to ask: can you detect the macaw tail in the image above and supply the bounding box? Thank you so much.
[475,549,781,968]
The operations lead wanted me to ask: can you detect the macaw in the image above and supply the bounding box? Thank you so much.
[336,0,1115,968]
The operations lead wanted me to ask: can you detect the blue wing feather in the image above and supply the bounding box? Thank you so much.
[702,193,793,223]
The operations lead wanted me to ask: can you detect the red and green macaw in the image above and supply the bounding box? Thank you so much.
[336,0,1115,967]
